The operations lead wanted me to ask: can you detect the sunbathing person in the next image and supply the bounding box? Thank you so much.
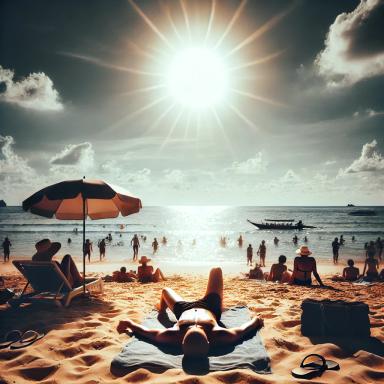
[267,255,291,282]
[248,264,264,280]
[32,239,82,288]
[137,256,166,283]
[112,267,137,282]
[362,253,379,281]
[117,267,263,358]
[291,246,323,286]
[343,259,360,281]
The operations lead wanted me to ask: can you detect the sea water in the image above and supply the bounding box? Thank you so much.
[0,206,383,266]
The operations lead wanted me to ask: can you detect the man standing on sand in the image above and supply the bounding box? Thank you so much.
[98,238,106,261]
[246,244,253,265]
[2,237,11,262]
[257,240,266,267]
[131,234,140,261]
[332,237,340,264]
[84,239,93,263]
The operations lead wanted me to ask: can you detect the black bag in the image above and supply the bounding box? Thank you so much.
[0,288,15,305]
[301,299,370,338]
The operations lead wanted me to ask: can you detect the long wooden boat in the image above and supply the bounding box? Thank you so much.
[247,219,316,230]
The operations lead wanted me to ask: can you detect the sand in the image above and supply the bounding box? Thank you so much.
[0,260,383,384]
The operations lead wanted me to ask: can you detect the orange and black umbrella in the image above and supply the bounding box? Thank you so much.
[23,178,142,292]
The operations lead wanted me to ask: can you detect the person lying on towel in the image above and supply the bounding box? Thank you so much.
[32,239,83,288]
[117,267,263,358]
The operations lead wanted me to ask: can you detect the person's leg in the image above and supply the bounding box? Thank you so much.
[61,254,83,288]
[159,287,184,313]
[204,267,223,302]
[152,268,166,282]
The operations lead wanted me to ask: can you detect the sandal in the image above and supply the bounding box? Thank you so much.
[10,330,44,349]
[305,358,340,371]
[0,330,22,349]
[291,354,327,379]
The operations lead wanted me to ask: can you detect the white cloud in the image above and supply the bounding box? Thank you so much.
[50,142,94,168]
[280,169,301,183]
[324,160,336,166]
[228,152,268,175]
[0,65,63,111]
[316,0,384,86]
[343,140,384,173]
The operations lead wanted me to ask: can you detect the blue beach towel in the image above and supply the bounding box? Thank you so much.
[111,306,271,375]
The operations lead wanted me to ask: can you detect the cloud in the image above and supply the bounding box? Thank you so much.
[316,0,384,86]
[0,65,63,111]
[343,140,384,173]
[50,142,94,168]
[324,160,336,166]
[280,169,301,183]
[228,153,268,175]
[0,135,39,203]
[100,160,151,186]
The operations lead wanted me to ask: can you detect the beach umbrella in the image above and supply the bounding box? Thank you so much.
[22,178,142,293]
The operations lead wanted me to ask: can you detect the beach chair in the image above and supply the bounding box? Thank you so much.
[10,260,103,307]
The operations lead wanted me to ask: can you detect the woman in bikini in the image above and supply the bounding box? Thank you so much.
[291,246,324,286]
[117,267,263,358]
[362,253,379,281]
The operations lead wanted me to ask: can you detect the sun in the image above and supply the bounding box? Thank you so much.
[166,47,228,109]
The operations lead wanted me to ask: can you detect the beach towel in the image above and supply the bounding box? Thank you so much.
[111,306,271,375]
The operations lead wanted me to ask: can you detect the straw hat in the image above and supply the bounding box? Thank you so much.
[296,245,312,256]
[32,239,61,261]
[138,255,151,264]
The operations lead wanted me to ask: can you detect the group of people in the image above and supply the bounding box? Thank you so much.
[246,241,267,267]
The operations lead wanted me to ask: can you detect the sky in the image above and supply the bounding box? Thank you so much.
[0,0,383,206]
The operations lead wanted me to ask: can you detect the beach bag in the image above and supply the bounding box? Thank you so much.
[301,299,370,338]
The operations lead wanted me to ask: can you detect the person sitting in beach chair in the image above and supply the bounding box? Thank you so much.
[32,239,83,288]
[362,253,379,282]
[266,255,291,282]
[137,256,166,283]
[117,267,263,358]
[291,246,324,286]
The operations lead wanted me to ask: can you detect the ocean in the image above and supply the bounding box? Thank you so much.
[0,206,383,266]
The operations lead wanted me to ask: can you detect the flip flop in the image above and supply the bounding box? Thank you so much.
[10,330,44,349]
[0,330,22,349]
[291,354,327,379]
[305,358,340,371]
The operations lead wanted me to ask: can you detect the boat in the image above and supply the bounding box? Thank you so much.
[348,210,377,216]
[247,219,316,230]
[347,204,355,207]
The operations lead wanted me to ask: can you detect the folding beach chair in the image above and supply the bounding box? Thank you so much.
[10,260,103,307]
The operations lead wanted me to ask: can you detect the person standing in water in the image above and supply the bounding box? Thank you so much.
[2,237,11,262]
[131,234,140,261]
[152,238,159,254]
[84,239,93,263]
[257,240,266,267]
[98,238,106,261]
[238,235,243,248]
[246,244,253,266]
[332,237,340,264]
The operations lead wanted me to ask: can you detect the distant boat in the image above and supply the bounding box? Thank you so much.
[347,204,355,207]
[247,219,316,230]
[348,210,376,216]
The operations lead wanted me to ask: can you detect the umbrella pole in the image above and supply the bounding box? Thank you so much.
[82,196,86,294]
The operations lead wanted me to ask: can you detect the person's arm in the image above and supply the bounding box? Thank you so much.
[312,259,324,286]
[362,260,367,276]
[214,316,264,345]
[342,267,347,279]
[268,265,275,281]
[117,319,180,345]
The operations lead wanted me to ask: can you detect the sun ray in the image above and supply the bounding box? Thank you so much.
[211,107,235,157]
[59,51,163,76]
[127,0,174,49]
[126,40,163,64]
[204,0,216,42]
[105,96,168,134]
[227,102,258,130]
[232,88,287,107]
[183,110,192,139]
[160,2,183,42]
[228,50,285,71]
[120,84,166,97]
[215,0,247,49]
[227,6,293,57]
[141,102,176,137]
[160,108,185,150]
[179,0,191,41]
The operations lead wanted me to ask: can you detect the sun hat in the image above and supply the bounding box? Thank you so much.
[32,239,61,261]
[138,255,151,264]
[296,245,312,256]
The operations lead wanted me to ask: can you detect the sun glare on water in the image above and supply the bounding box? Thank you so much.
[167,47,228,109]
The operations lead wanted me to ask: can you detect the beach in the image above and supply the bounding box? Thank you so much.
[1,259,383,384]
